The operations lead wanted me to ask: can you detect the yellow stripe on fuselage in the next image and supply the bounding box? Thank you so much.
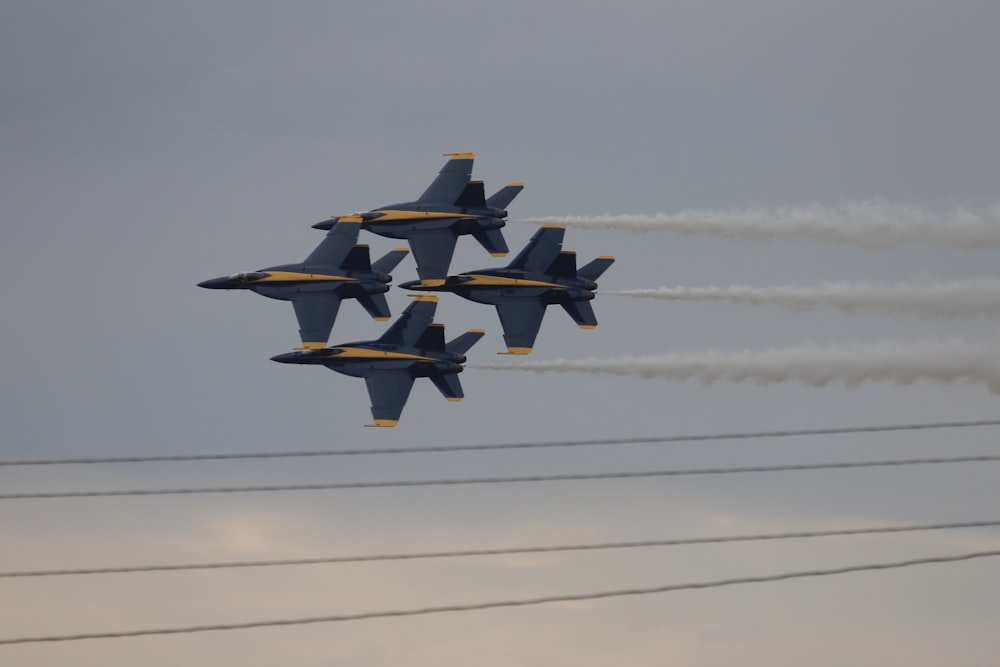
[334,347,434,361]
[255,272,356,283]
[458,275,562,288]
[369,210,477,222]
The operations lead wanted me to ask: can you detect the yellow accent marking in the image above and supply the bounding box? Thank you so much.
[470,180,483,184]
[411,295,439,303]
[257,271,354,283]
[373,317,390,321]
[542,223,566,229]
[490,252,508,257]
[300,342,328,349]
[365,419,398,428]
[499,347,532,355]
[446,397,463,402]
[415,279,446,288]
[507,182,524,187]
[335,347,434,361]
[467,329,485,334]
[460,274,561,288]
[337,215,364,223]
[578,325,597,330]
[443,152,475,159]
[429,323,444,328]
[560,251,576,255]
[371,210,476,222]
[598,255,615,260]
[393,247,409,252]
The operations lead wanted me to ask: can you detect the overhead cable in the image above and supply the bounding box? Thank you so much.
[3,419,998,467]
[2,549,998,645]
[3,519,998,579]
[3,454,999,500]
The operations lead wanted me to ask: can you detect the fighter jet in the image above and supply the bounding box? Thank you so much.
[313,153,523,280]
[271,295,484,427]
[198,220,408,349]
[400,225,613,355]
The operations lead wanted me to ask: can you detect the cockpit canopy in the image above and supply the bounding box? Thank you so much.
[228,271,269,283]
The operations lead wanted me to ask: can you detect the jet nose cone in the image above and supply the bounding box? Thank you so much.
[270,351,301,363]
[399,279,421,290]
[198,277,229,289]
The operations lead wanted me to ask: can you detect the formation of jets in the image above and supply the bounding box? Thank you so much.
[199,153,614,426]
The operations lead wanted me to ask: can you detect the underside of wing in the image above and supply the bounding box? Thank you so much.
[291,293,343,348]
[363,372,416,426]
[379,296,438,347]
[495,299,548,354]
[508,226,565,273]
[303,221,362,269]
[417,153,474,204]
[408,231,459,280]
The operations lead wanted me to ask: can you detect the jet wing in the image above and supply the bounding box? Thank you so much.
[507,226,566,273]
[363,371,416,426]
[291,293,343,348]
[303,221,363,268]
[407,230,459,280]
[378,296,438,347]
[495,299,547,354]
[417,153,474,204]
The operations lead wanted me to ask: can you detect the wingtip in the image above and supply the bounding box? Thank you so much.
[446,397,463,402]
[410,294,439,302]
[578,324,597,330]
[443,152,475,160]
[498,347,532,355]
[490,252,509,257]
[365,419,399,428]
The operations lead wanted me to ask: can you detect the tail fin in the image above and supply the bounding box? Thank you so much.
[447,329,486,355]
[429,371,465,402]
[356,292,391,321]
[486,183,524,209]
[577,256,615,282]
[453,180,487,208]
[472,227,509,257]
[561,300,598,329]
[371,247,409,274]
[546,251,577,277]
[414,322,447,351]
[340,245,373,272]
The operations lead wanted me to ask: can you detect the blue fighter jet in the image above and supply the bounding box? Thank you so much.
[198,220,408,349]
[400,225,613,355]
[271,295,484,427]
[313,153,523,280]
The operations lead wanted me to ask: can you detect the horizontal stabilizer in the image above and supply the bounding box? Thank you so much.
[561,299,598,328]
[429,371,465,401]
[472,227,509,257]
[578,256,615,281]
[447,329,485,355]
[486,183,524,209]
[356,292,392,320]
[453,180,487,208]
[340,245,373,272]
[371,247,409,275]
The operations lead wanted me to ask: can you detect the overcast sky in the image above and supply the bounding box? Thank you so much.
[2,2,1000,665]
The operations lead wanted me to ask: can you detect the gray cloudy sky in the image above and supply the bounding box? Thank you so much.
[2,1,1000,665]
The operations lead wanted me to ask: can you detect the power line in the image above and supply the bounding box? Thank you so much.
[3,519,998,579]
[2,549,998,645]
[3,419,998,467]
[2,454,999,500]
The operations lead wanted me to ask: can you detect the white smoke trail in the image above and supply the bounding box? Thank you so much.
[606,279,1000,319]
[517,202,1000,248]
[474,339,1000,394]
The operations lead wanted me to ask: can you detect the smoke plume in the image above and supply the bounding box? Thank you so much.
[474,339,1000,393]
[607,279,1000,319]
[517,202,1000,248]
